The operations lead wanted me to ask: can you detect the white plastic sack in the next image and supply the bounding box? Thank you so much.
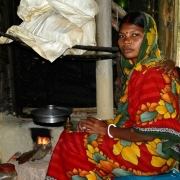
[0,0,99,62]
[17,0,51,22]
[46,0,99,27]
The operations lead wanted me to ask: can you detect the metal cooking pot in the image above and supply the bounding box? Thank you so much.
[31,105,72,124]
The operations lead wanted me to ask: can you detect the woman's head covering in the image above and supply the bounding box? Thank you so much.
[120,12,162,76]
[116,12,164,122]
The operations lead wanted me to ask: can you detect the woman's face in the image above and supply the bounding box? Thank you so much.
[118,23,144,64]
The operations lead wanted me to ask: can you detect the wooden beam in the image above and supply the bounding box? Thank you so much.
[61,53,118,60]
[0,31,119,54]
[111,0,127,19]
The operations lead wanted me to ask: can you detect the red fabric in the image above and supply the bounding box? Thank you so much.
[47,131,95,179]
[46,131,175,179]
[46,67,179,180]
[126,67,180,132]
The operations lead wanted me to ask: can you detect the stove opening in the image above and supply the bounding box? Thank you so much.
[30,128,51,147]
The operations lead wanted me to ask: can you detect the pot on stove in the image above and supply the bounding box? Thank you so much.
[31,105,72,124]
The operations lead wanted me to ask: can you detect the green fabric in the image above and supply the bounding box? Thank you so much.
[119,12,162,82]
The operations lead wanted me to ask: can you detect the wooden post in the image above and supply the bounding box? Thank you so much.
[95,0,114,119]
[173,0,178,63]
[158,0,178,62]
[176,0,180,66]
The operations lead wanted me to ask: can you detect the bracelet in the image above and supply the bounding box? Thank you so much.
[107,124,116,138]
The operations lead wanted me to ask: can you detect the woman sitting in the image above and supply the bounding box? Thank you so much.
[46,11,180,180]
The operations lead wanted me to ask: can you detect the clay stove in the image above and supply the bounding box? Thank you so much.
[16,129,52,165]
[0,113,65,180]
[0,108,95,179]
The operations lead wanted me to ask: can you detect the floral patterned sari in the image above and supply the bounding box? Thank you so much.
[45,12,180,180]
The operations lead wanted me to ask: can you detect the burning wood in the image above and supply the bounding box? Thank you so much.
[16,136,52,164]
[37,136,51,145]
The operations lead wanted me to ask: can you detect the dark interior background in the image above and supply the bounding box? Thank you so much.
[0,0,158,116]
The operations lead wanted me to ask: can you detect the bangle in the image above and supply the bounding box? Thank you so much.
[107,124,116,138]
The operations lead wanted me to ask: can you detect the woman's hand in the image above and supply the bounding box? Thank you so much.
[76,117,107,135]
[76,120,86,132]
[76,117,155,141]
[154,60,175,76]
